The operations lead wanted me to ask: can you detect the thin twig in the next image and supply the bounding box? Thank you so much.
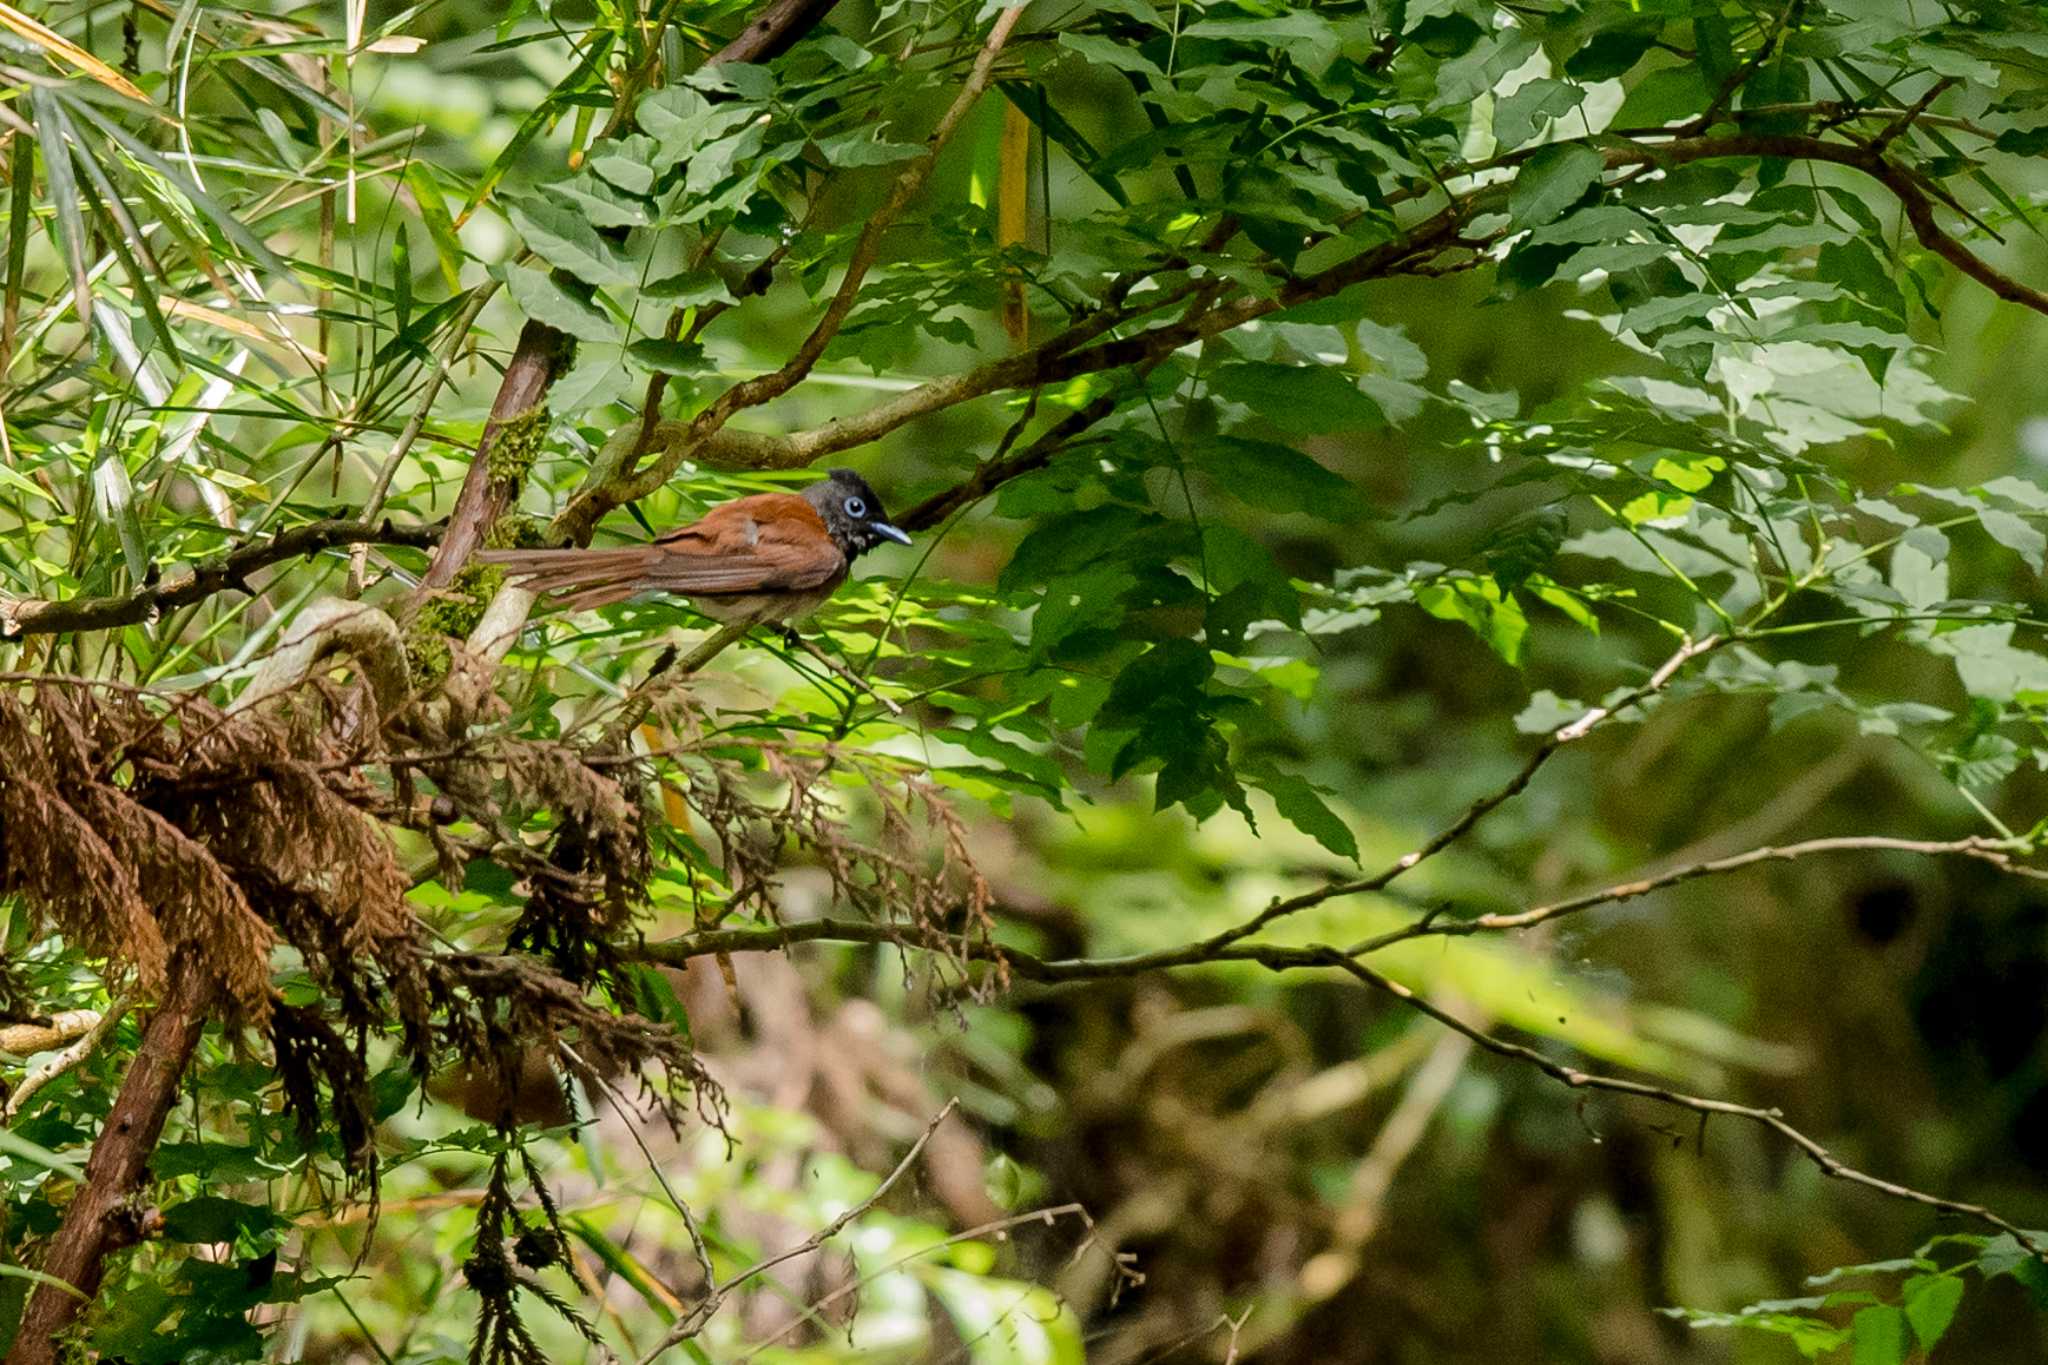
[1349,833,2048,955]
[1315,950,2047,1257]
[360,280,502,524]
[1868,76,1957,156]
[561,1043,717,1296]
[1685,0,1804,134]
[634,1099,962,1363]
[1195,634,1720,953]
[628,813,2048,1260]
[786,633,902,715]
[730,1203,1096,1365]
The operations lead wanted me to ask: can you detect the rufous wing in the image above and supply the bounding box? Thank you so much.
[479,491,846,612]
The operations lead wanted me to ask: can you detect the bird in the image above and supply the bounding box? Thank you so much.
[477,468,911,626]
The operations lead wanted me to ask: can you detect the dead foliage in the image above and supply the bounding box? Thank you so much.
[0,675,710,1175]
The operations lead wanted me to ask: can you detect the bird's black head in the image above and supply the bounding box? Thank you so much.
[804,468,912,557]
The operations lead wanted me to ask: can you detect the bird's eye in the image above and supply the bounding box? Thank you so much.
[846,496,867,518]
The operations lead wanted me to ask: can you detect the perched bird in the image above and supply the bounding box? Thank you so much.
[477,468,910,624]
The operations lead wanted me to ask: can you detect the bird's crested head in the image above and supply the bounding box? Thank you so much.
[804,469,911,556]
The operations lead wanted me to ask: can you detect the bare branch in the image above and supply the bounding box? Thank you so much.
[614,120,2048,513]
[707,0,849,66]
[557,6,1034,539]
[419,317,573,591]
[229,598,409,718]
[1637,133,2048,317]
[425,0,856,588]
[1314,950,2046,1257]
[899,357,1164,530]
[361,283,502,524]
[0,518,443,638]
[1351,833,2048,956]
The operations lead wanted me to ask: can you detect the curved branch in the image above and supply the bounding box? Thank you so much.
[1192,634,1721,953]
[1635,132,2048,316]
[1314,950,2046,1257]
[708,0,850,66]
[899,355,1166,530]
[555,5,1032,539]
[424,0,856,588]
[228,597,409,718]
[2,997,130,1123]
[0,518,444,638]
[686,8,1025,428]
[1351,832,2048,956]
[639,124,2047,517]
[630,910,2046,1256]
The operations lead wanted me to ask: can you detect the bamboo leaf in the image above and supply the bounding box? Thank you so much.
[28,87,93,327]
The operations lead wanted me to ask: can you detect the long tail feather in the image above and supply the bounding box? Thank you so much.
[476,547,664,612]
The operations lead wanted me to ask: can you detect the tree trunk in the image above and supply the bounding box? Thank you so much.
[6,964,213,1365]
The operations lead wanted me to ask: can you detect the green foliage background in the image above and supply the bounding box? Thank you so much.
[0,0,2047,1361]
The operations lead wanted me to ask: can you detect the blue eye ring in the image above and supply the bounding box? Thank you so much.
[846,496,867,518]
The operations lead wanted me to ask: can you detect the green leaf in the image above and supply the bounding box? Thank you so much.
[62,96,294,280]
[0,1128,84,1180]
[161,1196,285,1245]
[1850,1305,1909,1365]
[28,88,91,325]
[643,269,733,308]
[391,224,412,336]
[1978,507,2045,572]
[462,31,614,218]
[1480,507,1567,593]
[1057,30,1164,77]
[1889,527,1949,609]
[1032,566,1134,656]
[1253,770,1358,861]
[1901,1274,1964,1351]
[638,86,757,165]
[1000,506,1164,591]
[506,196,639,287]
[1194,437,1363,519]
[1615,64,1712,127]
[1494,79,1584,150]
[1103,639,1213,726]
[1208,363,1386,436]
[815,130,926,167]
[999,80,1129,207]
[1417,578,1529,666]
[1509,144,1606,231]
[1565,28,1655,80]
[1515,690,1584,734]
[497,262,614,341]
[0,1264,85,1300]
[626,339,708,374]
[405,164,465,293]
